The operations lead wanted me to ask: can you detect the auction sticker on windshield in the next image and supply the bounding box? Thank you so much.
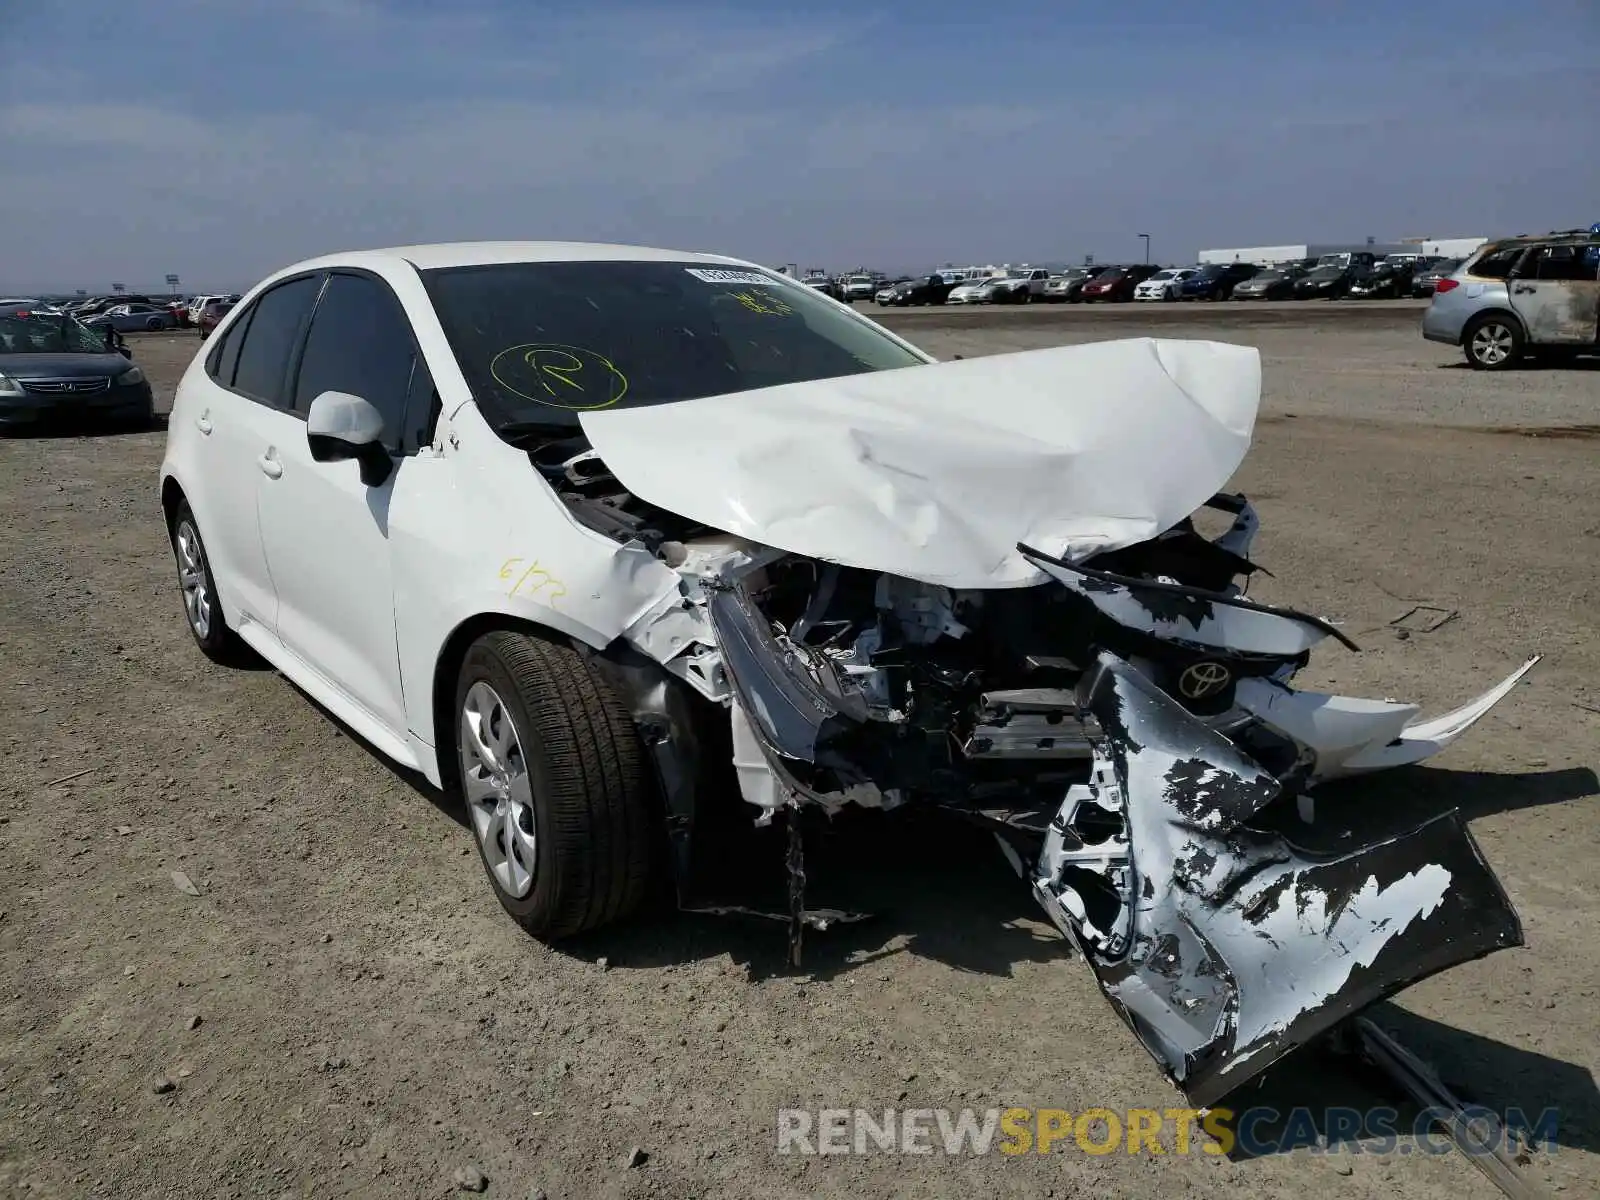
[685,268,781,286]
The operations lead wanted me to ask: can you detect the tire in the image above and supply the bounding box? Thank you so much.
[455,632,656,939]
[146,317,163,331]
[1463,313,1524,371]
[170,502,248,663]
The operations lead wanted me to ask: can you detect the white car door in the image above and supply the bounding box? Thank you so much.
[184,275,324,634]
[254,270,436,739]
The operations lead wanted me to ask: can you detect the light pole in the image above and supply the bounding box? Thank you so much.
[1138,233,1151,264]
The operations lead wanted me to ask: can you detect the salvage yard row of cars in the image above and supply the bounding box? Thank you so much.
[142,239,1563,1110]
[800,251,1468,306]
[0,291,244,333]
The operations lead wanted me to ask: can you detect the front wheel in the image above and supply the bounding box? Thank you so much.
[1463,314,1524,370]
[455,632,657,939]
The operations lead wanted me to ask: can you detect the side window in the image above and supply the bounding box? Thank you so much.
[1532,246,1595,282]
[231,276,320,408]
[208,304,253,387]
[1470,247,1523,279]
[405,356,441,453]
[291,273,418,452]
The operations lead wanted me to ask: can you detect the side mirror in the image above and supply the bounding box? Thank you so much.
[306,390,393,487]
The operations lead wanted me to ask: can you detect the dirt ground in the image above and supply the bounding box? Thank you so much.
[1,300,1597,1199]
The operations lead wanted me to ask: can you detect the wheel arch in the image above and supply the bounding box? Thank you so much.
[427,612,586,794]
[1460,306,1526,346]
[160,473,188,534]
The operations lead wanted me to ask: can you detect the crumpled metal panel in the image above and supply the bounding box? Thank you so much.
[1033,652,1524,1106]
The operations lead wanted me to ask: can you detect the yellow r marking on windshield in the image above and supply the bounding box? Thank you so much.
[532,349,585,395]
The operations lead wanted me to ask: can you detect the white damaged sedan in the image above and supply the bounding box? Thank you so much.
[159,242,1539,1105]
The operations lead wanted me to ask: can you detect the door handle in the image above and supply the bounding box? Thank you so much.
[257,451,283,479]
[195,411,213,435]
[1512,284,1535,294]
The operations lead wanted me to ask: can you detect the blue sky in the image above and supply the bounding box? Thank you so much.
[2,0,1596,292]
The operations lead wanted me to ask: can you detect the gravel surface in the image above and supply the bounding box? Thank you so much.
[1,304,1596,1199]
[878,299,1600,428]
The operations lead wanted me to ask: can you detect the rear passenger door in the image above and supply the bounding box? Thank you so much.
[188,274,322,635]
[255,269,438,740]
[1508,244,1600,347]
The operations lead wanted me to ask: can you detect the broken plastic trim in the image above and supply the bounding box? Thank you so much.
[1033,652,1523,1106]
[1018,542,1360,652]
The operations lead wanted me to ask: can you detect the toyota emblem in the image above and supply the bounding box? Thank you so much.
[1177,661,1231,700]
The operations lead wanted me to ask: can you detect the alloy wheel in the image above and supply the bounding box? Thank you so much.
[460,682,537,898]
[175,520,212,639]
[1471,322,1514,367]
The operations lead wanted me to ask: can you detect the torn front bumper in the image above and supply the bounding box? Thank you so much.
[1032,653,1524,1105]
[1019,522,1540,786]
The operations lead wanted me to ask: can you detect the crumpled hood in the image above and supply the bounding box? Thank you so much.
[579,338,1261,588]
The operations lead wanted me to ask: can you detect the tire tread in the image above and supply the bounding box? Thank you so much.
[480,633,653,937]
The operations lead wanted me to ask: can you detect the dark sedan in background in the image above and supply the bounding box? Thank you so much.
[1080,264,1160,302]
[1347,260,1415,299]
[1179,262,1259,300]
[1231,264,1307,299]
[1292,263,1360,299]
[0,305,156,432]
[877,274,958,306]
[1410,257,1463,297]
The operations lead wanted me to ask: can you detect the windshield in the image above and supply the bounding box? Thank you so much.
[1306,266,1343,280]
[1427,258,1462,274]
[0,312,109,354]
[848,275,873,284]
[421,260,928,429]
[1148,270,1178,281]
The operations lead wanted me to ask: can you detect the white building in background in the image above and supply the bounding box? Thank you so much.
[1197,237,1488,266]
[1399,236,1489,259]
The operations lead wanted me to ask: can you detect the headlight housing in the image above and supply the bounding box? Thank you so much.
[116,366,145,386]
[0,373,23,398]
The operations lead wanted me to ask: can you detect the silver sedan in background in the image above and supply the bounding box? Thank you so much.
[83,303,179,333]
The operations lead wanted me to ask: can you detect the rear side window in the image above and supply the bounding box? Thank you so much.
[231,276,321,408]
[1469,247,1524,279]
[208,306,252,387]
[291,272,424,452]
[1529,246,1597,282]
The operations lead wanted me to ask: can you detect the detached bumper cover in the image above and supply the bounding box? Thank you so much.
[1233,655,1542,781]
[1032,654,1523,1105]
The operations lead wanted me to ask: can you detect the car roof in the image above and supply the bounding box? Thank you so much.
[267,240,758,279]
[1478,229,1600,253]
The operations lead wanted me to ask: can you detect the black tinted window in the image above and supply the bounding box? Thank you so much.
[1531,246,1596,282]
[291,273,419,450]
[1470,247,1523,279]
[208,305,252,387]
[421,260,924,430]
[231,276,320,407]
[406,356,440,453]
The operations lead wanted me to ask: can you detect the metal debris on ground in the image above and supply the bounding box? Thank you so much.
[1354,1017,1554,1200]
[1389,605,1460,634]
[170,870,201,897]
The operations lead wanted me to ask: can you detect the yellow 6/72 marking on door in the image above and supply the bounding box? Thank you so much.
[498,558,568,605]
